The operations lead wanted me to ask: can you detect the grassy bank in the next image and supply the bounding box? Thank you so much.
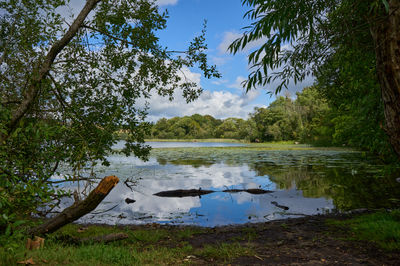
[327,210,400,251]
[1,211,399,265]
[0,224,252,265]
[126,138,355,152]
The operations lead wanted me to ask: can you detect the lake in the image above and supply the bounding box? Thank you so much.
[112,140,245,149]
[56,142,400,227]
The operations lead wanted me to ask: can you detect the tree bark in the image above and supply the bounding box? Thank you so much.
[370,0,400,159]
[30,175,119,236]
[0,0,101,144]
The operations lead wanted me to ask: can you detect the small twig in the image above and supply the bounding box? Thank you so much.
[46,177,101,184]
[91,204,119,215]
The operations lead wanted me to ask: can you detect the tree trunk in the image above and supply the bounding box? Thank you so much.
[0,0,101,144]
[370,0,400,160]
[30,175,119,236]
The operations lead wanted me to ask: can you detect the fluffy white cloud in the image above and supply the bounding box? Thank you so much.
[144,89,262,122]
[156,0,178,6]
[211,79,229,86]
[136,69,262,121]
[55,0,86,23]
[217,32,242,54]
[56,0,178,22]
[130,67,259,121]
[227,76,246,90]
[218,31,269,54]
[210,56,232,66]
[226,76,263,106]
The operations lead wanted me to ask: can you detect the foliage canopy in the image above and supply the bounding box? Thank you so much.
[0,0,219,233]
[229,0,400,160]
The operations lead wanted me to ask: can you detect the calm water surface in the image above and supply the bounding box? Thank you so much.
[57,142,400,226]
[113,141,245,149]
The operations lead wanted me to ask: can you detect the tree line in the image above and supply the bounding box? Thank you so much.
[147,85,397,161]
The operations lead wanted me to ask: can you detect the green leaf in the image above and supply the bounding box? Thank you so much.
[382,0,389,13]
[13,220,26,227]
[5,224,11,236]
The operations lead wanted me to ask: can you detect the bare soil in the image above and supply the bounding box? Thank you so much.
[144,214,399,265]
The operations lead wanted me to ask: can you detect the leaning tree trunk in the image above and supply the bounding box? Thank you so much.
[0,0,101,144]
[370,0,400,160]
[30,175,119,236]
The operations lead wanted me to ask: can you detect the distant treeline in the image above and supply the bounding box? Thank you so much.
[145,85,397,161]
[148,87,328,143]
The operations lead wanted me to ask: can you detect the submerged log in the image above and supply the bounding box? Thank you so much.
[223,188,273,194]
[31,175,119,236]
[153,189,214,197]
[271,201,289,210]
[125,197,136,204]
[153,188,274,197]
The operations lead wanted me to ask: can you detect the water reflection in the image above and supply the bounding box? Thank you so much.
[58,146,400,226]
[113,141,244,150]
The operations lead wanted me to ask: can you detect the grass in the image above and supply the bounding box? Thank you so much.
[2,211,399,265]
[328,210,400,251]
[196,242,254,262]
[0,224,254,265]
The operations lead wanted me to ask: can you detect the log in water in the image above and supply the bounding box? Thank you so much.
[153,188,273,197]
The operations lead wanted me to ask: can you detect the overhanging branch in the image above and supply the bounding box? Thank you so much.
[1,0,102,144]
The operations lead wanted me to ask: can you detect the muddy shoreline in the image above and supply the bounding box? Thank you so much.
[72,211,399,265]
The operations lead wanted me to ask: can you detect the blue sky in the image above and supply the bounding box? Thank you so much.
[61,0,314,121]
[146,0,314,121]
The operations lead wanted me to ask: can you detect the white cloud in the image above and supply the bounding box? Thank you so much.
[211,56,231,66]
[227,76,246,90]
[218,31,268,55]
[240,89,260,107]
[211,79,229,86]
[156,0,178,6]
[276,75,315,96]
[217,32,242,54]
[55,0,86,22]
[145,89,261,122]
[136,69,262,121]
[55,0,178,23]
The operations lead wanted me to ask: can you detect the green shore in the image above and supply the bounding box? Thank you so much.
[1,210,399,265]
[144,138,247,143]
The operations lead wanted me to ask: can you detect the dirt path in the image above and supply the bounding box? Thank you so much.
[177,215,399,265]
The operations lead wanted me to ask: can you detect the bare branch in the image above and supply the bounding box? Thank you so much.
[82,24,137,47]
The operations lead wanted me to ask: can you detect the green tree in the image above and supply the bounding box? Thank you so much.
[314,21,394,158]
[170,116,201,138]
[190,114,222,138]
[294,86,333,145]
[151,114,223,139]
[229,0,400,160]
[0,0,219,232]
[215,117,251,139]
[250,96,298,142]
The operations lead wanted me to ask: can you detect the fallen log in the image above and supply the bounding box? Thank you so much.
[30,175,119,236]
[153,189,214,197]
[271,201,289,210]
[222,188,273,194]
[153,188,274,197]
[125,197,136,204]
